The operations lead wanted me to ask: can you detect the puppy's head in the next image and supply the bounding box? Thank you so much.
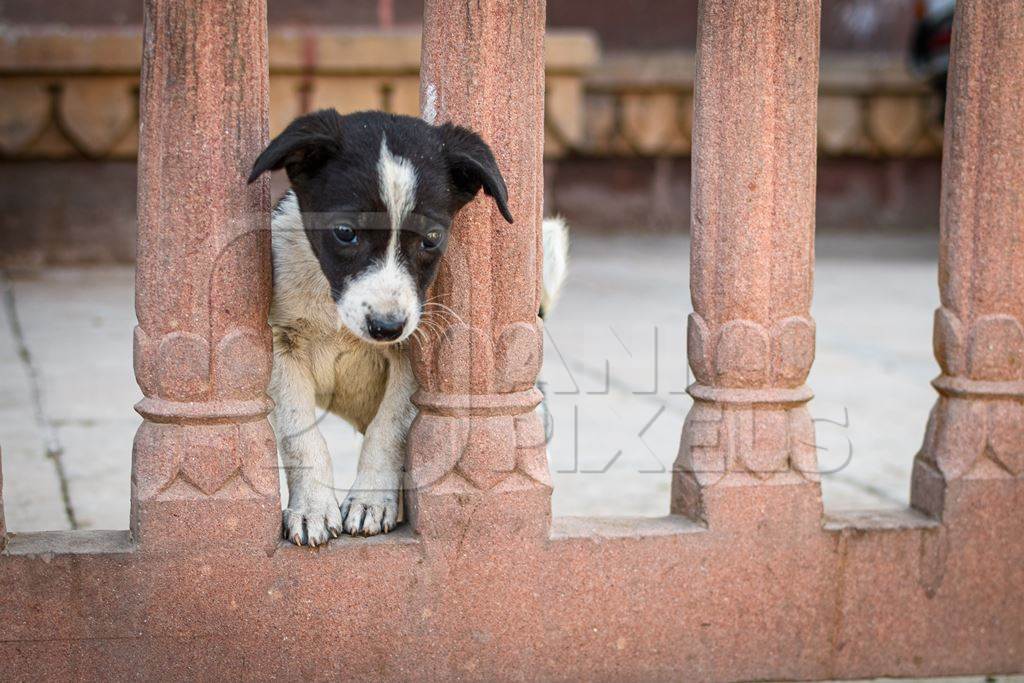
[249,109,512,344]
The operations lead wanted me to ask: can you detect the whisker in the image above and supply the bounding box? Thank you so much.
[416,320,443,337]
[422,297,466,318]
[420,309,455,323]
[418,315,453,334]
[422,302,466,326]
[418,319,447,339]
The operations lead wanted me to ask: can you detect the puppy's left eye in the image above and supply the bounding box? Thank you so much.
[333,224,358,246]
[421,229,443,250]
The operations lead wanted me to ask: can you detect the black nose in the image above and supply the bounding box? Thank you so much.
[366,314,406,342]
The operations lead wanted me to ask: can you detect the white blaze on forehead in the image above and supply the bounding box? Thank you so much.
[330,134,422,345]
[377,135,418,265]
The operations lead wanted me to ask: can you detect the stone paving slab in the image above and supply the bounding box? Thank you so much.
[3,268,144,530]
[0,233,941,530]
[0,277,72,531]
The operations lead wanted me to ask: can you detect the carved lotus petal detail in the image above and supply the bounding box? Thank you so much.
[180,427,241,496]
[0,82,49,154]
[455,416,515,490]
[687,313,713,384]
[215,328,270,398]
[968,314,1024,381]
[156,332,210,401]
[622,92,687,154]
[407,414,467,491]
[676,403,727,486]
[987,401,1024,476]
[133,326,156,397]
[59,79,136,157]
[738,410,789,479]
[867,96,922,155]
[818,95,863,154]
[932,397,987,479]
[514,413,551,487]
[917,402,941,467]
[494,321,541,393]
[714,320,769,387]
[238,421,280,495]
[789,408,820,482]
[933,307,964,376]
[771,316,815,386]
[132,422,182,499]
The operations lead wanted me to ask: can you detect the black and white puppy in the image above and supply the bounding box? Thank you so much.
[248,109,567,545]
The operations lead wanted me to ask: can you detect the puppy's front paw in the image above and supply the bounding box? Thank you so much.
[341,487,399,536]
[283,493,343,547]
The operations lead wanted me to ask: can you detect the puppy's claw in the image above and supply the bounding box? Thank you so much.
[344,504,366,536]
[341,491,399,536]
[283,497,340,546]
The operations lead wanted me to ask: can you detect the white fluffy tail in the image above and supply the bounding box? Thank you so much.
[540,216,569,318]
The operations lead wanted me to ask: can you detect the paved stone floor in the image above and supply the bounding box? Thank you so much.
[1,232,944,532]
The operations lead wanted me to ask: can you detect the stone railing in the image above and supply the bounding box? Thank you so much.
[0,26,941,161]
[0,1,1020,680]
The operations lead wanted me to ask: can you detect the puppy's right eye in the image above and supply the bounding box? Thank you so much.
[332,224,358,246]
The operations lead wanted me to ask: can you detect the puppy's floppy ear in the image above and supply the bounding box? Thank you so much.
[438,122,513,224]
[247,108,344,184]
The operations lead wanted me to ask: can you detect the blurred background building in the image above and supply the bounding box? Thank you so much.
[0,0,944,264]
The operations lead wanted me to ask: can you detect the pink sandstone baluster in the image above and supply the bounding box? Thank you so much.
[912,0,1024,517]
[409,0,550,540]
[673,0,823,527]
[131,0,279,552]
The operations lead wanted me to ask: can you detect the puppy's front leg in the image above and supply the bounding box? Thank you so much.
[342,350,416,535]
[271,352,343,546]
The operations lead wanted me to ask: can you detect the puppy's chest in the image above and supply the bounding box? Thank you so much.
[279,325,390,433]
[323,339,389,432]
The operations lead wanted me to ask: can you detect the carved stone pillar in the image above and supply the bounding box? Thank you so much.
[131,0,279,552]
[673,0,822,527]
[409,0,550,540]
[912,0,1024,518]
